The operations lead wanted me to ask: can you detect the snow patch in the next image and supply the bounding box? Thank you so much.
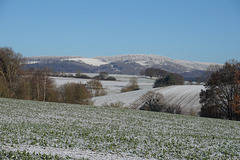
[64,57,108,66]
[27,61,40,64]
[136,61,148,66]
[96,54,220,71]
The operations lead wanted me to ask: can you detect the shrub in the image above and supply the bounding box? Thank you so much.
[76,74,91,79]
[153,73,184,88]
[140,91,182,114]
[86,80,107,97]
[59,82,93,105]
[103,101,124,108]
[140,91,166,112]
[189,108,197,116]
[106,76,117,81]
[121,77,139,92]
[165,103,182,114]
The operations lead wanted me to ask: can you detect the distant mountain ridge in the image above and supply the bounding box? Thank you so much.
[95,54,214,72]
[26,54,219,78]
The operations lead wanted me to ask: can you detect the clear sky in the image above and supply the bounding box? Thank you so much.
[0,0,239,63]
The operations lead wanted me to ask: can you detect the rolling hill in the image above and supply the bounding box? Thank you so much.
[93,85,204,115]
[26,54,219,78]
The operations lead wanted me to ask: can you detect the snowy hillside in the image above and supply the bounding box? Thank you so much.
[93,85,204,115]
[27,56,108,66]
[26,54,220,75]
[95,54,216,72]
[155,85,204,115]
[63,57,108,66]
[27,56,83,62]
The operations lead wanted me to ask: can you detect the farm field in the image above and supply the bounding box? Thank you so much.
[1,97,240,159]
[52,74,155,94]
[53,74,204,115]
[93,85,204,115]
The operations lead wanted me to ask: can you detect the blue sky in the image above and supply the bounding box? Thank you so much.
[0,0,239,63]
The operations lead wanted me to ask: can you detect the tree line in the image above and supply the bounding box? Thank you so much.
[140,68,184,87]
[0,47,105,105]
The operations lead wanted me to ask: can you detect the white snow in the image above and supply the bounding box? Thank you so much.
[64,57,108,66]
[92,88,155,108]
[52,74,154,94]
[136,61,148,66]
[155,85,204,114]
[93,85,204,115]
[95,54,220,71]
[27,61,40,64]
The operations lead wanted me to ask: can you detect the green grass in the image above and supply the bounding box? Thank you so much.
[0,149,66,160]
[0,97,240,159]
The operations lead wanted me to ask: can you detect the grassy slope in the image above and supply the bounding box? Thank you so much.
[0,97,240,159]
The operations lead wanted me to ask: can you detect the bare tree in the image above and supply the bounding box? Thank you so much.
[140,91,166,112]
[140,91,182,114]
[86,80,107,97]
[60,82,92,105]
[0,47,25,97]
[121,77,139,92]
[29,68,57,101]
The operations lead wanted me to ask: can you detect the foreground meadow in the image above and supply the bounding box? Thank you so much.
[0,97,240,159]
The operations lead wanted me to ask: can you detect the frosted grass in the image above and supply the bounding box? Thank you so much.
[0,97,240,159]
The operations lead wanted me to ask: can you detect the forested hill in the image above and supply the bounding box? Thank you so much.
[26,54,219,78]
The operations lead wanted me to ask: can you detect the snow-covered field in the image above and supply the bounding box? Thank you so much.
[93,88,156,109]
[52,75,204,115]
[52,74,155,94]
[93,85,204,115]
[156,85,205,115]
[0,97,240,159]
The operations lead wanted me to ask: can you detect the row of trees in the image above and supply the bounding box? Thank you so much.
[140,68,169,78]
[0,47,106,105]
[52,70,117,81]
[141,68,184,87]
[153,73,184,87]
